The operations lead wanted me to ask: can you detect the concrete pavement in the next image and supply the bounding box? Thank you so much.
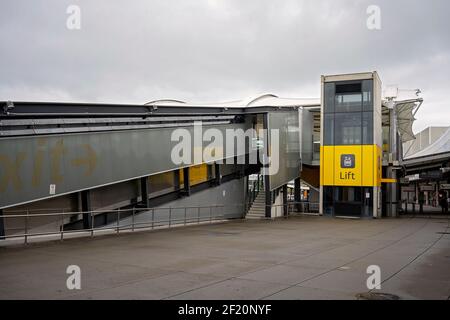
[0,216,449,300]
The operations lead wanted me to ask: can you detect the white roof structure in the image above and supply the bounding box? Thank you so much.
[145,94,320,108]
[405,127,450,159]
[382,98,423,143]
[395,99,422,143]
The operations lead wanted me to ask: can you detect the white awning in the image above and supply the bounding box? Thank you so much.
[392,99,423,143]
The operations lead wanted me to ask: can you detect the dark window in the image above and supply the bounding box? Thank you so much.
[362,112,374,145]
[323,113,334,146]
[334,187,364,217]
[324,83,335,113]
[362,80,373,111]
[336,82,362,94]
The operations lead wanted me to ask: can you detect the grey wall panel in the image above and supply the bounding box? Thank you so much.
[0,122,249,209]
[2,193,78,236]
[300,109,314,165]
[90,180,139,211]
[268,110,301,190]
[111,178,246,228]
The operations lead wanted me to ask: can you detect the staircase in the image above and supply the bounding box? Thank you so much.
[246,192,267,220]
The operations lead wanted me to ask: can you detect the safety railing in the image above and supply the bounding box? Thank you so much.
[264,202,320,217]
[246,174,265,212]
[0,204,245,245]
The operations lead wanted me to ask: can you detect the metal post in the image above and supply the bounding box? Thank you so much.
[183,167,191,196]
[61,209,64,241]
[294,178,301,213]
[117,209,120,234]
[283,184,288,217]
[81,190,92,229]
[91,214,94,237]
[140,177,150,208]
[169,208,172,227]
[184,207,187,225]
[25,209,29,245]
[132,208,135,232]
[0,209,5,240]
[215,163,221,186]
[152,209,155,229]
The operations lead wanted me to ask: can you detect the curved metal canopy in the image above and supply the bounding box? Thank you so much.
[387,98,423,143]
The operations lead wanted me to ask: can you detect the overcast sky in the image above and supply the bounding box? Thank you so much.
[1,0,449,133]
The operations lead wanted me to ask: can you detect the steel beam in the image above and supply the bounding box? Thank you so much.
[263,113,272,218]
[294,178,301,212]
[0,209,5,240]
[215,163,221,186]
[183,167,191,196]
[140,177,150,208]
[81,190,92,229]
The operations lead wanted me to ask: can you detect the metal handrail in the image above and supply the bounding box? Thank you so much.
[1,201,320,245]
[1,204,245,245]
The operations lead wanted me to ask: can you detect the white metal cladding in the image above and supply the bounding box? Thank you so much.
[392,99,423,143]
[0,122,250,209]
[405,127,450,159]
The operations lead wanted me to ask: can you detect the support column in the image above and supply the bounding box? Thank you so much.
[283,184,288,217]
[140,177,150,208]
[264,175,271,218]
[0,209,5,240]
[294,178,301,212]
[215,163,221,186]
[174,169,181,191]
[183,167,191,196]
[81,190,92,229]
[263,113,272,219]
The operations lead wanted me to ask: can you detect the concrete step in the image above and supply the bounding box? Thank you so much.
[251,201,266,206]
[246,214,266,220]
[252,199,265,203]
[247,211,265,215]
[249,207,266,213]
[251,206,265,210]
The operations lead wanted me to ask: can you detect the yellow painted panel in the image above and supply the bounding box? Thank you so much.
[320,146,335,186]
[333,146,362,186]
[376,146,382,187]
[320,146,324,186]
[362,145,374,186]
[190,164,208,186]
[321,145,381,187]
[179,164,209,186]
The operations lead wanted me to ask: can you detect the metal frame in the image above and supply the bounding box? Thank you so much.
[0,204,245,245]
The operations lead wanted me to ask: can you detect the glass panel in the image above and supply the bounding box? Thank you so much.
[324,83,335,113]
[323,113,334,146]
[362,80,373,111]
[334,187,363,217]
[335,93,362,113]
[362,112,374,145]
[334,112,362,145]
[336,82,362,94]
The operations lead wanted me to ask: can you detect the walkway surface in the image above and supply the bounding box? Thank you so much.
[1,216,449,300]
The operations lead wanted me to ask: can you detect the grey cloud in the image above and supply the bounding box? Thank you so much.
[0,0,449,132]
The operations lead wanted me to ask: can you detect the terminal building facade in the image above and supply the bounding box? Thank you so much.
[0,72,449,241]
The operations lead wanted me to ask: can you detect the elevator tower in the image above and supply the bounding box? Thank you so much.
[320,72,382,218]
